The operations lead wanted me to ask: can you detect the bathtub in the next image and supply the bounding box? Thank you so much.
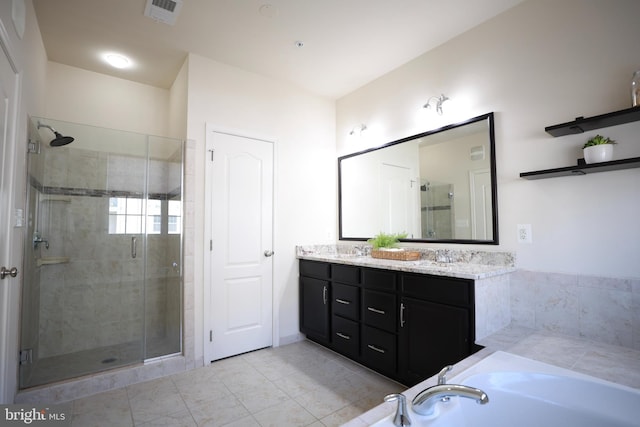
[371,351,640,427]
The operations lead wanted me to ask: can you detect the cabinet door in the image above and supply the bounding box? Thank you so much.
[399,297,470,386]
[299,276,330,341]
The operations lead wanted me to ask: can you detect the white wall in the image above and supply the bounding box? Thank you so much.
[337,0,640,278]
[185,53,336,358]
[45,62,170,136]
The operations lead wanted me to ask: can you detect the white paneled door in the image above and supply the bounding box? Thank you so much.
[0,25,21,403]
[204,127,274,362]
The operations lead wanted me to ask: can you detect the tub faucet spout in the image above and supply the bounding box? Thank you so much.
[412,384,489,416]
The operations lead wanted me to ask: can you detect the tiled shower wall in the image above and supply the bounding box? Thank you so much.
[36,145,182,358]
[510,270,640,351]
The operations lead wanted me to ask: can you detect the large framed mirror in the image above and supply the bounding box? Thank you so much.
[339,112,498,244]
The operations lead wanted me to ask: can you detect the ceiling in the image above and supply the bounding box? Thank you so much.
[33,0,524,99]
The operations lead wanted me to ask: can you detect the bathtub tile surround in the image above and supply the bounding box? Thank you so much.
[511,270,640,350]
[62,340,401,427]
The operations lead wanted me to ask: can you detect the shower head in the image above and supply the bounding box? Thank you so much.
[37,121,75,146]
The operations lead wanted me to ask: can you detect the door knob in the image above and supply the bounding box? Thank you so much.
[264,250,274,257]
[0,267,18,279]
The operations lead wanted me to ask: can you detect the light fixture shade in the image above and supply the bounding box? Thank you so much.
[423,94,449,115]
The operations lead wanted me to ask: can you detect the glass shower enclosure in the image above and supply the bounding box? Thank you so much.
[19,117,183,389]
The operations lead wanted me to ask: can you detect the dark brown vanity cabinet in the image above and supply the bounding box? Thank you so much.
[299,259,476,386]
[398,273,474,386]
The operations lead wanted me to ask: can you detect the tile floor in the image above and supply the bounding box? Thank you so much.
[68,340,404,427]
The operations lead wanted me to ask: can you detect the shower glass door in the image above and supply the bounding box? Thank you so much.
[19,117,183,389]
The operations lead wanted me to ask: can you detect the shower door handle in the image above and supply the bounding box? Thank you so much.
[1,267,18,279]
[131,237,137,259]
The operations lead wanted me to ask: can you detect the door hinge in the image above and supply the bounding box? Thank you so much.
[19,349,33,365]
[209,330,213,342]
[208,148,214,161]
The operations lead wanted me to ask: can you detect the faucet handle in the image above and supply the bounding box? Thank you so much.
[384,393,411,426]
[437,365,453,385]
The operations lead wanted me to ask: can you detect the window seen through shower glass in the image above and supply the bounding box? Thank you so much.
[109,197,181,234]
[168,200,181,234]
[109,197,143,234]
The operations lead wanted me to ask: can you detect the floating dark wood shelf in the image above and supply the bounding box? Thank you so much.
[520,157,640,180]
[545,106,640,137]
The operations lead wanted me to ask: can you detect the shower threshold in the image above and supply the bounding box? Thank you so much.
[21,338,178,389]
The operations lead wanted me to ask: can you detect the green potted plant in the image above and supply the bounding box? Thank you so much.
[583,134,615,164]
[367,232,407,250]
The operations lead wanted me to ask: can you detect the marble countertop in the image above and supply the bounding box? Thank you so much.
[296,245,515,280]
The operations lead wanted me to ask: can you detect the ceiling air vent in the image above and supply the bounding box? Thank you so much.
[144,0,183,25]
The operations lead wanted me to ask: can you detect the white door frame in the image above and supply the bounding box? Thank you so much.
[0,17,22,403]
[202,124,277,364]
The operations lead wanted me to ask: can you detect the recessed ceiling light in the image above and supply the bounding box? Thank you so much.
[259,4,279,18]
[104,53,131,69]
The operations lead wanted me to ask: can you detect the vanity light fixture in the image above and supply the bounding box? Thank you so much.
[423,94,450,115]
[349,124,367,136]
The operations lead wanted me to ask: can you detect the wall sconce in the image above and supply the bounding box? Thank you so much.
[349,124,367,136]
[423,94,449,115]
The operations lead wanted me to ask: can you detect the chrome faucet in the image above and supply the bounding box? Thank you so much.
[384,393,411,426]
[411,366,489,416]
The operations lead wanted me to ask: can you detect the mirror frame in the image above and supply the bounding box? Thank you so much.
[338,112,498,245]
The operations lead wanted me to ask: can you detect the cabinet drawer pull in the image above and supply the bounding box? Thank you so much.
[323,285,327,305]
[367,344,386,354]
[400,302,406,328]
[335,298,351,305]
[336,332,351,340]
[367,307,385,315]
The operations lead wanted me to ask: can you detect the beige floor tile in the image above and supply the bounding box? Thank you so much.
[136,409,196,427]
[188,395,250,427]
[64,341,399,427]
[252,399,317,427]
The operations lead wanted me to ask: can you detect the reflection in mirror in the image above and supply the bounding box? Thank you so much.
[339,113,497,244]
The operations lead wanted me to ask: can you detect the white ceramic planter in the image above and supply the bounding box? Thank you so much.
[583,144,613,164]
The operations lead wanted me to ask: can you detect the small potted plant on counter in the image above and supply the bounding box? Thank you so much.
[368,232,421,261]
[583,134,616,164]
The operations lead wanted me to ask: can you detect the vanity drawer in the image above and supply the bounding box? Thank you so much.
[332,316,359,358]
[400,273,472,308]
[332,283,360,320]
[299,260,331,280]
[332,264,360,285]
[362,325,396,376]
[363,268,396,291]
[363,289,397,332]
